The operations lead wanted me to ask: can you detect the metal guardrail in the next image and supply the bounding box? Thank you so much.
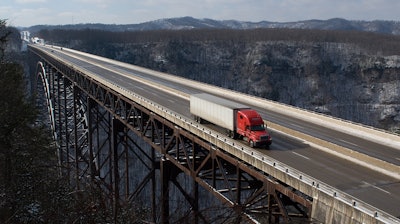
[110,79,400,224]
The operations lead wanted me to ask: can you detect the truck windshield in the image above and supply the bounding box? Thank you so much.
[250,124,265,131]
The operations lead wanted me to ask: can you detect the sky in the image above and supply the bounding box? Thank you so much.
[1,0,400,27]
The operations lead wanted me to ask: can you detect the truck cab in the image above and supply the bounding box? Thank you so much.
[236,109,272,148]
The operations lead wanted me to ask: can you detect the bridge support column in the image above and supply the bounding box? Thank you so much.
[87,98,96,180]
[63,76,71,184]
[56,72,63,176]
[73,85,80,191]
[192,180,199,224]
[160,157,171,224]
[151,148,157,223]
[112,118,123,223]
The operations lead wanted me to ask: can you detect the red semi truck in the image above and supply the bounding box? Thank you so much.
[190,93,272,148]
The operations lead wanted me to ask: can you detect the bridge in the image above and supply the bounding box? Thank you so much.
[28,44,400,223]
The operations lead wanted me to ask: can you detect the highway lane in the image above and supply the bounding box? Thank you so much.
[51,45,400,166]
[34,45,400,217]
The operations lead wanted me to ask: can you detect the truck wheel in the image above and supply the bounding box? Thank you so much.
[249,140,255,148]
[195,116,202,123]
[232,133,238,140]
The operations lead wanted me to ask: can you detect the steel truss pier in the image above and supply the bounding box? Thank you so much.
[31,49,312,223]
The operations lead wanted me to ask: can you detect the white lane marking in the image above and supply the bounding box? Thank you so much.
[339,139,359,147]
[362,181,391,194]
[290,123,304,129]
[292,151,310,160]
[396,158,400,161]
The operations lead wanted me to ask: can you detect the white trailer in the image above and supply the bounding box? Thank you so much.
[190,93,249,131]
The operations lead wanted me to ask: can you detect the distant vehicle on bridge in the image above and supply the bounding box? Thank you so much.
[31,37,44,44]
[190,93,272,148]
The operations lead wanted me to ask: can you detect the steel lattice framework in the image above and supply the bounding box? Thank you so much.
[31,47,312,223]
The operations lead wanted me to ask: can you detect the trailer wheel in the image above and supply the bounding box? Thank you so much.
[194,116,202,123]
[228,131,236,139]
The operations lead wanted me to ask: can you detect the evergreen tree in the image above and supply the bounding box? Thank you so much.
[0,19,59,222]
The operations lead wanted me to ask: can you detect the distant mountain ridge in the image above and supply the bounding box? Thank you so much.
[26,16,400,35]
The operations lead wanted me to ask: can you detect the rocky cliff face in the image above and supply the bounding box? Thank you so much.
[87,40,400,132]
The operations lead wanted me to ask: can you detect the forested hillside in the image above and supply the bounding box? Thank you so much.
[27,17,400,35]
[37,28,400,132]
[1,20,149,223]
